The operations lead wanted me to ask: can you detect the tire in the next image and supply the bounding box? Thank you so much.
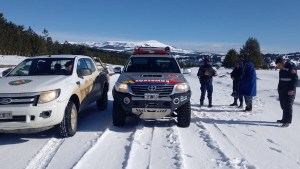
[97,89,108,111]
[177,101,191,128]
[112,101,126,126]
[57,101,78,137]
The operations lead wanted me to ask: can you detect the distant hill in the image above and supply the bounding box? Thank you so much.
[70,40,224,67]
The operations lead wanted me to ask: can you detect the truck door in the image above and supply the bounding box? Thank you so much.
[84,58,102,103]
[76,58,93,108]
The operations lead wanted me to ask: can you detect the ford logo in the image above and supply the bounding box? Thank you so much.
[0,98,13,105]
[148,86,157,91]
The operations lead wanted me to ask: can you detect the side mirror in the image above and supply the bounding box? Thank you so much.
[2,68,13,77]
[77,68,92,77]
[183,68,192,75]
[113,67,122,74]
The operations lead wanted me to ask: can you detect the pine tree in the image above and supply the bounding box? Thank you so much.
[223,49,239,68]
[240,37,264,68]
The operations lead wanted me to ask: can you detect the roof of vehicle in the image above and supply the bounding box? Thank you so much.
[29,55,91,59]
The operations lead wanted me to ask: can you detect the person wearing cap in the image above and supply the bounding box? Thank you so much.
[230,60,244,107]
[197,57,217,107]
[275,57,298,127]
[239,59,257,112]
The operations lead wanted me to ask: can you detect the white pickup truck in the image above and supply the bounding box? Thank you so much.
[0,55,109,137]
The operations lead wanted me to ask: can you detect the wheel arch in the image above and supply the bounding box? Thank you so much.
[69,94,80,111]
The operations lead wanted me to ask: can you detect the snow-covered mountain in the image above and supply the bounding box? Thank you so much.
[71,40,197,55]
[70,40,224,66]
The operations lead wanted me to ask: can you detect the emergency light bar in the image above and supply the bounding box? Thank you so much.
[134,46,170,55]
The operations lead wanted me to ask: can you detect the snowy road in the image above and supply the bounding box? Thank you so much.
[1,68,300,169]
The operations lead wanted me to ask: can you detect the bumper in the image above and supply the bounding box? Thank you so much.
[0,100,67,133]
[112,89,191,119]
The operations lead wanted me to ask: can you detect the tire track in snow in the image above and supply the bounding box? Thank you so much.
[191,111,256,169]
[70,128,110,168]
[25,137,65,169]
[72,121,139,169]
[124,120,186,169]
[147,121,185,169]
[125,121,154,169]
[165,125,185,169]
[121,125,140,169]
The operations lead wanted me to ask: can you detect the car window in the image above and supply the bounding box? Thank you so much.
[77,58,88,70]
[8,60,32,76]
[84,58,96,72]
[7,58,74,76]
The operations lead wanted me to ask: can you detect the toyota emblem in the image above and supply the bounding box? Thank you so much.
[148,86,157,91]
[0,98,13,105]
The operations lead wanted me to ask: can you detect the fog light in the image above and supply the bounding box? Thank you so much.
[180,96,188,101]
[124,97,130,104]
[173,98,180,104]
[40,111,52,118]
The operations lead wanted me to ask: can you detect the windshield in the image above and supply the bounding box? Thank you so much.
[124,57,181,73]
[7,58,75,76]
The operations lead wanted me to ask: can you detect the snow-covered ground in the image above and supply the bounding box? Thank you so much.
[0,57,300,169]
[0,55,26,66]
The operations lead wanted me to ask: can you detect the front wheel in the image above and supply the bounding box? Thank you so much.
[176,101,191,128]
[57,101,78,137]
[112,101,126,126]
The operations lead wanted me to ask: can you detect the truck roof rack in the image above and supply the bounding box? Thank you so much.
[133,46,170,55]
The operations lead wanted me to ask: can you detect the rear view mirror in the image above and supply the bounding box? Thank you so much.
[183,68,192,75]
[113,67,122,74]
[77,68,92,77]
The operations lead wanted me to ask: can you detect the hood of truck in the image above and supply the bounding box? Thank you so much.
[0,76,72,93]
[117,73,187,85]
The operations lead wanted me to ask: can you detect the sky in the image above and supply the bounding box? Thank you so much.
[0,0,299,54]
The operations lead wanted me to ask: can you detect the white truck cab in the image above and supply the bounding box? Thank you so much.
[0,55,109,137]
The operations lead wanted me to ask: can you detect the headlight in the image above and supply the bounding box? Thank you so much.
[115,83,129,93]
[174,83,190,93]
[38,89,61,104]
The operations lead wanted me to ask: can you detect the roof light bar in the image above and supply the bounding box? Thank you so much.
[133,47,170,55]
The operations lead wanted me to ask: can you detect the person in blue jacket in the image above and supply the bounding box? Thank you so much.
[197,57,217,107]
[239,60,257,111]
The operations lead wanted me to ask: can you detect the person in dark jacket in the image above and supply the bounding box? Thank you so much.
[197,57,217,107]
[239,60,257,111]
[230,60,243,107]
[275,57,298,127]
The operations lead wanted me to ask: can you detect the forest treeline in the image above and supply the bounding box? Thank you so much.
[0,13,129,65]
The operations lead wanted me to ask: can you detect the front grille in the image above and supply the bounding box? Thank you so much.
[130,85,174,95]
[0,96,36,105]
[0,115,26,122]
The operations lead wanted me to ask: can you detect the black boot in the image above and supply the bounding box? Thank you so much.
[238,103,243,108]
[208,99,212,107]
[200,100,204,107]
[238,97,243,108]
[230,99,238,106]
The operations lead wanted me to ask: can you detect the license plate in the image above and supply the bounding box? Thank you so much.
[0,112,12,119]
[144,93,159,100]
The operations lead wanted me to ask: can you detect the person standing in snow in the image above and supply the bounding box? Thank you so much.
[197,57,217,107]
[239,60,257,112]
[230,60,244,108]
[275,57,298,127]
